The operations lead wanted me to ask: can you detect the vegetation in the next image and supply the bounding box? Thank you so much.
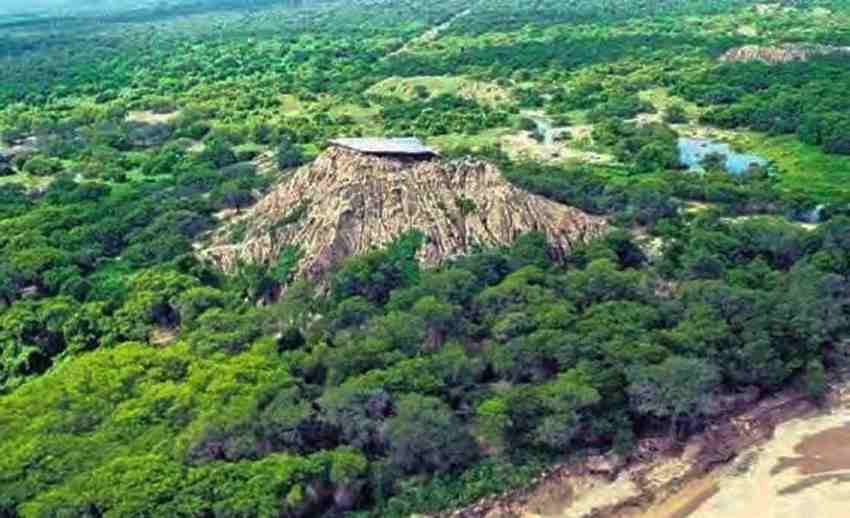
[2,0,850,516]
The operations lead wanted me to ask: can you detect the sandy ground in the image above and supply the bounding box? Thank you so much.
[521,471,640,518]
[642,408,850,518]
[506,406,850,518]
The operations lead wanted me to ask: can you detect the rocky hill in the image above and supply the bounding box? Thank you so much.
[720,43,850,64]
[201,147,607,279]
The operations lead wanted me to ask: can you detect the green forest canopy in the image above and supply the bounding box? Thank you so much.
[2,0,850,516]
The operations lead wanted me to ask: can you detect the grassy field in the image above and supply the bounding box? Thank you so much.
[744,133,850,201]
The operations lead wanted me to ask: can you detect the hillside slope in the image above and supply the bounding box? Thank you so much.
[202,147,607,278]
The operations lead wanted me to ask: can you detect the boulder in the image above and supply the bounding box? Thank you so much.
[586,453,626,476]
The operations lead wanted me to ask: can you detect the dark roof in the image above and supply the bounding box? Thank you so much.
[329,137,438,157]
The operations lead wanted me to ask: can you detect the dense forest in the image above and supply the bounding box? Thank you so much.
[2,0,850,516]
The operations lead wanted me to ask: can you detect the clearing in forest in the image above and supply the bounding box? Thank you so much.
[367,76,511,106]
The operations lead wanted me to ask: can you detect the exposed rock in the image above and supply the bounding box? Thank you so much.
[252,150,278,176]
[1,136,39,167]
[586,453,627,477]
[752,3,783,16]
[720,43,850,64]
[18,285,40,299]
[201,147,607,279]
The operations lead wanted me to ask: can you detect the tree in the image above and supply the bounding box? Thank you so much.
[508,232,550,269]
[110,269,200,342]
[627,356,721,439]
[700,151,727,172]
[634,141,679,173]
[566,259,647,308]
[62,302,110,353]
[200,137,237,168]
[269,246,303,286]
[803,359,827,401]
[664,104,688,124]
[320,386,391,454]
[333,230,423,305]
[475,397,511,454]
[214,181,255,212]
[175,287,228,326]
[385,394,477,474]
[412,296,459,350]
[533,369,601,450]
[0,264,18,307]
[188,308,262,355]
[275,137,305,170]
[0,153,12,176]
[22,155,62,176]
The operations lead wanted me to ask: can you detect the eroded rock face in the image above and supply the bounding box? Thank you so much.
[720,43,850,64]
[201,147,607,279]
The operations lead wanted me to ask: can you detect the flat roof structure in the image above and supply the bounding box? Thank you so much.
[329,137,438,158]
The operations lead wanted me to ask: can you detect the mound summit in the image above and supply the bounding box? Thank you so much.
[202,145,607,279]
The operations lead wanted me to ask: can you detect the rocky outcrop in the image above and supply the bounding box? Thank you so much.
[0,136,38,165]
[720,43,850,64]
[201,147,607,279]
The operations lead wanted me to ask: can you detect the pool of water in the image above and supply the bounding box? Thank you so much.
[678,137,767,175]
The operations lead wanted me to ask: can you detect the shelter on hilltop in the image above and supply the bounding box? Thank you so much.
[329,137,438,160]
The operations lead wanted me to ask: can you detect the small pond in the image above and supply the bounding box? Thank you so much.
[678,137,767,175]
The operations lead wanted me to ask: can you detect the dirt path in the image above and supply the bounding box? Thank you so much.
[389,6,473,57]
[525,111,557,146]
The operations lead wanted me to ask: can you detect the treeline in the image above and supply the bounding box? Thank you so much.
[442,0,759,35]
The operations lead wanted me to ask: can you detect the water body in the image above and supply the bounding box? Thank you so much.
[678,137,767,175]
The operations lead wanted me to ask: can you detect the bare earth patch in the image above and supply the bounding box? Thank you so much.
[126,110,180,124]
[673,124,740,142]
[736,25,758,37]
[500,130,613,165]
[662,409,850,518]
